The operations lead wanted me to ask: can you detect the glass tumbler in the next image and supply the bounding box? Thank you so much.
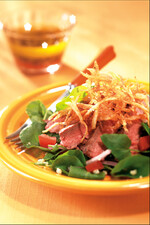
[1,6,76,75]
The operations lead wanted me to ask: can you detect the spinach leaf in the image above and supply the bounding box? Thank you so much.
[56,85,87,111]
[49,143,60,152]
[47,132,60,144]
[60,149,86,166]
[48,144,67,153]
[111,155,150,178]
[101,134,131,150]
[20,100,54,149]
[48,160,55,166]
[52,155,84,174]
[43,152,60,164]
[44,152,54,161]
[26,100,52,123]
[51,149,86,174]
[34,161,46,166]
[101,134,131,160]
[68,166,105,180]
[31,146,53,151]
[112,148,131,161]
[19,122,45,148]
[142,122,150,135]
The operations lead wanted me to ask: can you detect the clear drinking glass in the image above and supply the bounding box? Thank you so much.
[1,6,76,75]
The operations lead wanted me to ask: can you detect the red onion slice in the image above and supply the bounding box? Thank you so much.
[103,160,117,167]
[86,149,111,165]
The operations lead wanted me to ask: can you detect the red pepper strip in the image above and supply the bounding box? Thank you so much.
[39,134,56,148]
[85,160,104,172]
[139,136,150,151]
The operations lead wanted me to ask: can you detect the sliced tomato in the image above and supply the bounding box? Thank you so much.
[85,160,104,172]
[139,135,150,151]
[38,134,57,148]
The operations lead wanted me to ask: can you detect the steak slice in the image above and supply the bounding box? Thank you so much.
[45,116,66,133]
[126,120,141,150]
[80,126,105,158]
[59,123,86,149]
[100,120,117,134]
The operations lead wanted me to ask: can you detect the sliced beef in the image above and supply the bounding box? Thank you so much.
[99,120,117,134]
[126,120,141,150]
[59,123,86,149]
[80,127,105,158]
[45,116,66,133]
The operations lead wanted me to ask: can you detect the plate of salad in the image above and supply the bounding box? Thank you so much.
[0,64,149,195]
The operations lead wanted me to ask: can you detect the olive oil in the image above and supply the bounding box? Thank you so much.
[6,25,69,74]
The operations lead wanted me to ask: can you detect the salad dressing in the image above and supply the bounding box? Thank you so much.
[5,25,69,73]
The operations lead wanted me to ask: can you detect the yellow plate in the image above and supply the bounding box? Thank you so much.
[0,82,149,195]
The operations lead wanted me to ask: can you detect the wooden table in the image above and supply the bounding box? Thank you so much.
[0,1,149,224]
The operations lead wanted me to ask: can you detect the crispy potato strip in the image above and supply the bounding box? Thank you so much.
[45,62,149,138]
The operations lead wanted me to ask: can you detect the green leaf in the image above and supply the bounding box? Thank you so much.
[101,134,131,160]
[101,134,131,150]
[68,166,105,180]
[34,162,46,166]
[48,144,67,153]
[113,148,131,161]
[48,159,55,166]
[111,155,150,178]
[26,100,52,123]
[52,155,84,174]
[56,85,87,111]
[44,152,54,161]
[103,165,113,171]
[61,149,86,166]
[32,146,53,151]
[47,132,60,144]
[49,143,60,152]
[142,122,150,135]
[19,122,45,148]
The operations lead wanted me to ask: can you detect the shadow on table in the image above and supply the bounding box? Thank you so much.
[18,62,79,88]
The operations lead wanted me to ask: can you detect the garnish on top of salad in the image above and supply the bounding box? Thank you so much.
[19,62,150,180]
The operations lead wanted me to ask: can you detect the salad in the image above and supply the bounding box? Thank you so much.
[19,62,150,180]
